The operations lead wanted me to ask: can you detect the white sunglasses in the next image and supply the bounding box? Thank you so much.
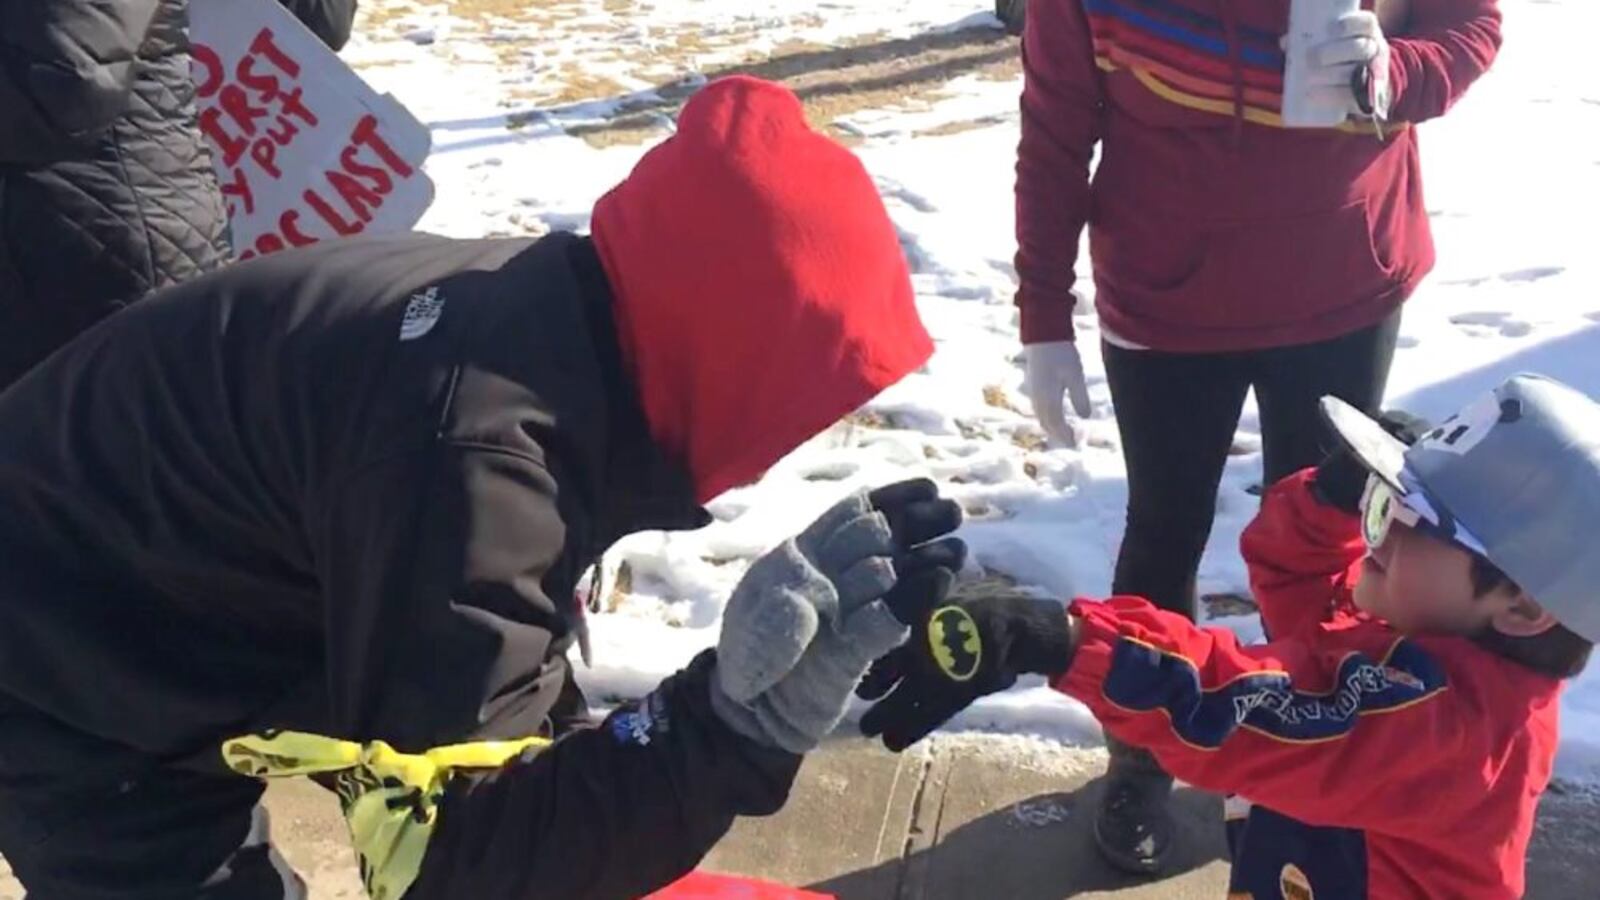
[1359,473,1489,557]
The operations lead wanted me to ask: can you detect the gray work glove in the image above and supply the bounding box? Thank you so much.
[711,479,966,754]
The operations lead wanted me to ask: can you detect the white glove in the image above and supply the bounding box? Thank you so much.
[1304,11,1391,121]
[1023,341,1091,448]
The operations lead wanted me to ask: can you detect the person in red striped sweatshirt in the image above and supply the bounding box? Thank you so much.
[1012,0,1502,872]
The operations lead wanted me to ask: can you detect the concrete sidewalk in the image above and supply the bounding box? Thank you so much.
[701,737,1232,900]
[699,736,1597,899]
[4,734,1595,898]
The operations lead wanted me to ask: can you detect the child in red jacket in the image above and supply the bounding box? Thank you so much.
[860,373,1598,898]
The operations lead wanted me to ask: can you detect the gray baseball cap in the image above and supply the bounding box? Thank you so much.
[1321,374,1600,644]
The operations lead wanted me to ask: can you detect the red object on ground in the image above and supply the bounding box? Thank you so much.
[646,871,834,899]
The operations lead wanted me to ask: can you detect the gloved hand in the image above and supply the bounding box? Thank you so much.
[1024,341,1092,448]
[710,479,966,754]
[1303,10,1392,122]
[1312,408,1431,513]
[856,594,1073,752]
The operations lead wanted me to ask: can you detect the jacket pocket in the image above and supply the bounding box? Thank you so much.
[1089,198,1211,297]
[1097,199,1401,333]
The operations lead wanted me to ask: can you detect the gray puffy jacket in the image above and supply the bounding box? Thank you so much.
[0,0,230,388]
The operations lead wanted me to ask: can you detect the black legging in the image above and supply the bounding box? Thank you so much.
[1103,311,1402,620]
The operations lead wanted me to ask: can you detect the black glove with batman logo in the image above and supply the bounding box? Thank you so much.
[929,605,983,681]
[1312,409,1431,514]
[856,593,1074,752]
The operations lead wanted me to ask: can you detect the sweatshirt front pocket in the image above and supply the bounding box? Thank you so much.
[1097,199,1400,332]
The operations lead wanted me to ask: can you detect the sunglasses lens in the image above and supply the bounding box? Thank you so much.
[1362,481,1393,547]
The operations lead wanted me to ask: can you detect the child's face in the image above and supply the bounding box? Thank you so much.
[1351,478,1548,638]
[1352,519,1500,635]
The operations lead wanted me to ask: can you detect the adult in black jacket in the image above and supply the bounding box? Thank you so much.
[0,0,231,391]
[0,77,958,899]
[278,0,359,51]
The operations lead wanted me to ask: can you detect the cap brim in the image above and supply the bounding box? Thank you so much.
[1318,396,1408,492]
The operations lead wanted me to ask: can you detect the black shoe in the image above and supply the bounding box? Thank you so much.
[1093,774,1175,876]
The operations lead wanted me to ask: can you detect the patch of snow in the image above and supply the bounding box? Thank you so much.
[351,0,1600,782]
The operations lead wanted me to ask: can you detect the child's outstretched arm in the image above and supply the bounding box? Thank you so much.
[1059,598,1474,831]
[860,589,1490,833]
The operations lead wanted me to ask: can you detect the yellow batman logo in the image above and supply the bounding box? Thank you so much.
[928,605,982,682]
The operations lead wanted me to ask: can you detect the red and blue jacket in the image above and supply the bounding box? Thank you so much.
[1016,0,1502,352]
[1057,470,1561,898]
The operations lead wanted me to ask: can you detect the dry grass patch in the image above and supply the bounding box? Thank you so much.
[982,384,1022,414]
[446,0,565,22]
[570,25,1021,147]
[1011,429,1048,452]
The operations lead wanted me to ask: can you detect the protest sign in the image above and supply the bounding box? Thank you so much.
[190,0,434,258]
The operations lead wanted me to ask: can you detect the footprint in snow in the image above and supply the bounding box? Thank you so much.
[874,178,939,214]
[1502,266,1566,283]
[948,456,1024,487]
[895,228,938,276]
[1443,266,1565,288]
[1450,311,1534,339]
[957,496,1014,522]
[705,496,752,522]
[936,283,995,302]
[987,259,1018,280]
[799,460,861,482]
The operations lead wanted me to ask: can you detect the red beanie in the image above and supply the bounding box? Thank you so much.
[590,76,932,502]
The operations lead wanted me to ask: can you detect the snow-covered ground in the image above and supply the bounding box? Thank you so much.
[345,0,1600,781]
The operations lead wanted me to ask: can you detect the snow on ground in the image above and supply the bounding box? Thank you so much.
[347,0,1600,780]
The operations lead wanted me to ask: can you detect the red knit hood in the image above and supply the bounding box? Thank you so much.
[590,77,932,502]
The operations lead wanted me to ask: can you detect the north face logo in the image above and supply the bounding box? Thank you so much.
[399,287,445,341]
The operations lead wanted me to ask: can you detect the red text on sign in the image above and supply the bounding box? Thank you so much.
[237,114,416,259]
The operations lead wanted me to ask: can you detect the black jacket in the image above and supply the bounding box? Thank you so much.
[0,232,799,897]
[0,0,230,389]
[278,0,359,51]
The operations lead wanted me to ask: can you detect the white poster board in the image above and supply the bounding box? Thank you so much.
[189,0,435,259]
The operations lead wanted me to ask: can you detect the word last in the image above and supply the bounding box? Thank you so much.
[239,114,416,260]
